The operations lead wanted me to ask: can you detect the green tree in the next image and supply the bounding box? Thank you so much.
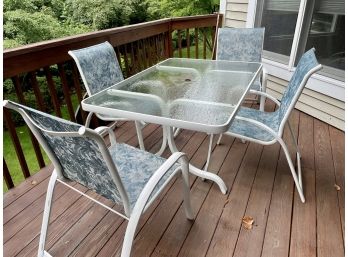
[3,0,90,48]
[63,0,131,30]
[146,0,219,19]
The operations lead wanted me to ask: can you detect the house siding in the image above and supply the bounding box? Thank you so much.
[223,0,345,131]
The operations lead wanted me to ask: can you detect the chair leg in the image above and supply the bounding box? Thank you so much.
[174,128,181,138]
[135,121,145,150]
[204,134,214,171]
[179,157,194,220]
[277,137,305,203]
[84,112,94,128]
[38,171,58,257]
[287,121,302,188]
[217,134,223,145]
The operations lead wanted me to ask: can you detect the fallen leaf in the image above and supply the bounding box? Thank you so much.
[242,216,254,230]
[31,180,37,185]
[334,184,341,191]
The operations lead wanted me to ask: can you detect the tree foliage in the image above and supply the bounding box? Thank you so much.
[4,0,219,49]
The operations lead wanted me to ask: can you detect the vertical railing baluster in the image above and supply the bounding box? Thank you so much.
[178,30,182,58]
[29,71,46,111]
[44,67,62,117]
[4,159,14,189]
[123,45,130,78]
[203,28,207,59]
[186,29,190,58]
[57,63,76,122]
[195,28,199,59]
[4,108,31,178]
[130,42,136,75]
[12,76,46,169]
[71,63,87,123]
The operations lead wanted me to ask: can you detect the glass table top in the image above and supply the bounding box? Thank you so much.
[82,58,262,133]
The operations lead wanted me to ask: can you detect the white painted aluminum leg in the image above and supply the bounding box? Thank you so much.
[156,126,168,156]
[135,121,145,151]
[287,121,302,188]
[84,112,94,128]
[278,137,305,203]
[204,134,214,171]
[217,134,223,145]
[259,95,265,112]
[179,157,194,220]
[38,171,58,257]
[166,126,227,194]
[174,128,181,138]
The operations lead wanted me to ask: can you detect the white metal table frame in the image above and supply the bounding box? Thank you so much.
[82,58,262,195]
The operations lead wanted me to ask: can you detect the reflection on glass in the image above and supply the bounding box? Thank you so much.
[306,11,344,71]
[260,0,300,62]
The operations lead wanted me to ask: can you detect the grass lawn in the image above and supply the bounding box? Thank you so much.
[3,94,80,192]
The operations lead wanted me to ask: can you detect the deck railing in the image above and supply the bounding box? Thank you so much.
[3,14,223,190]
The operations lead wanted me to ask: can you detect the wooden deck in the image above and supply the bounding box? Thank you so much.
[4,102,345,257]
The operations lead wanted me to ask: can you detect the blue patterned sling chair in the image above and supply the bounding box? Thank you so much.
[4,100,193,257]
[204,28,267,171]
[217,48,322,203]
[216,27,267,110]
[68,41,146,150]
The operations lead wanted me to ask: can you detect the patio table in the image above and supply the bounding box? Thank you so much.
[82,58,262,194]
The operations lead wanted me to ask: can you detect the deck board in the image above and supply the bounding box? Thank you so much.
[3,104,345,257]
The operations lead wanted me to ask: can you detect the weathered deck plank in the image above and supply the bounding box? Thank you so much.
[3,107,344,257]
[289,112,317,257]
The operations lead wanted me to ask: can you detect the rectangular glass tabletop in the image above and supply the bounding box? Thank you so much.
[82,58,262,134]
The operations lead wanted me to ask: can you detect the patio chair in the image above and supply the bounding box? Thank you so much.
[202,28,268,171]
[216,27,267,110]
[4,100,194,257]
[68,41,146,150]
[217,48,322,202]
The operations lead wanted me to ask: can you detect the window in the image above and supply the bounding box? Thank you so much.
[255,0,345,80]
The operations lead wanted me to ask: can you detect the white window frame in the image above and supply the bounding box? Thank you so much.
[245,0,345,101]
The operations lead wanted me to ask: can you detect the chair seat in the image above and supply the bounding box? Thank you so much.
[109,143,179,211]
[228,107,280,142]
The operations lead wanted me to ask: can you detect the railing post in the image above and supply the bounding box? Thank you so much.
[165,21,173,58]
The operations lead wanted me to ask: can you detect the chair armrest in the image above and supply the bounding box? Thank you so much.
[142,152,188,210]
[121,152,188,257]
[248,90,281,106]
[261,67,269,92]
[94,126,117,145]
[235,116,279,138]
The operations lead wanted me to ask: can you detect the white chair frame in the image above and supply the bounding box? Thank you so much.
[69,42,146,150]
[214,63,322,202]
[4,100,193,257]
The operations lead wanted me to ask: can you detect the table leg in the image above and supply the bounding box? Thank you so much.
[156,126,168,156]
[165,126,227,194]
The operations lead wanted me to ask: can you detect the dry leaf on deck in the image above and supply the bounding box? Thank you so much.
[334,184,341,191]
[31,180,37,185]
[242,216,254,230]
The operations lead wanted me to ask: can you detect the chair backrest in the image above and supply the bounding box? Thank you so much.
[69,41,124,96]
[4,100,130,215]
[278,48,322,130]
[216,27,265,62]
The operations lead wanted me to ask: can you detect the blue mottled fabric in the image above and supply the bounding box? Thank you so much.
[69,42,124,95]
[110,143,179,210]
[7,101,179,213]
[278,48,320,121]
[228,49,320,142]
[217,28,265,90]
[228,107,279,142]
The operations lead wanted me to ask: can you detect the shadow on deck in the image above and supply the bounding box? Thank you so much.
[3,102,345,257]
